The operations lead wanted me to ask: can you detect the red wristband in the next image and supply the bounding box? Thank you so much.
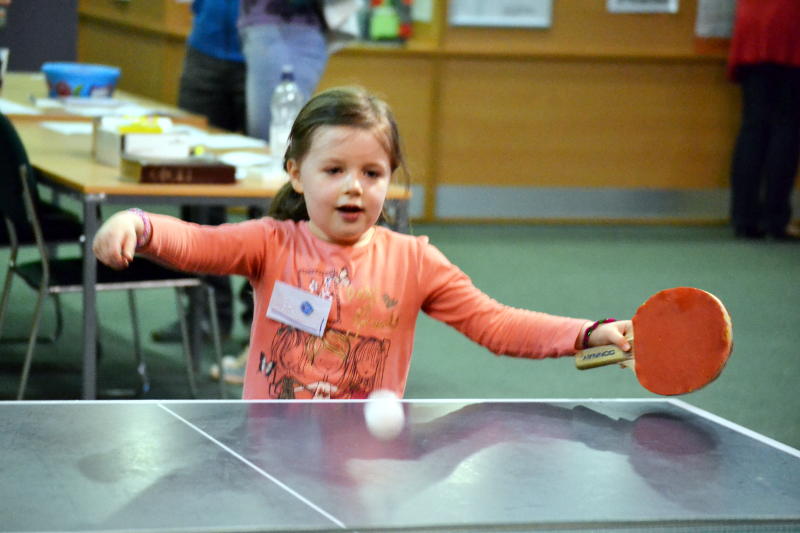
[582,318,616,349]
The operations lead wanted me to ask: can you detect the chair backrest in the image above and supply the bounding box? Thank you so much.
[0,112,41,232]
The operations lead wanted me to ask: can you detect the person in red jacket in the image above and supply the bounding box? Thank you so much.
[727,0,800,240]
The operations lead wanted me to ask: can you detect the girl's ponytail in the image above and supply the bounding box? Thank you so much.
[268,181,308,221]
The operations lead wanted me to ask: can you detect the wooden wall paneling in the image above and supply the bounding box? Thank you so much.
[436,57,738,191]
[443,0,711,59]
[78,0,191,37]
[78,0,189,103]
[77,17,186,104]
[160,39,187,105]
[76,0,774,222]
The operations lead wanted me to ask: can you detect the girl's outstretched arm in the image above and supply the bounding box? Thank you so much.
[92,210,145,270]
[94,209,265,279]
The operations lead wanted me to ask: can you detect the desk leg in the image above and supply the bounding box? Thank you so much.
[189,286,203,373]
[82,196,102,400]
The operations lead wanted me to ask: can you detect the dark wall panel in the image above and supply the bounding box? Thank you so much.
[0,0,78,71]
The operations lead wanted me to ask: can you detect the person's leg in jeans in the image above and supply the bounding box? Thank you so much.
[241,22,329,142]
[238,22,328,327]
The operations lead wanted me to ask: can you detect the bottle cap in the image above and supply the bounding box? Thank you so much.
[280,65,294,82]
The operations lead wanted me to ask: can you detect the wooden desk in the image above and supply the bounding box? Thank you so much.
[12,121,411,400]
[15,121,411,224]
[16,120,286,198]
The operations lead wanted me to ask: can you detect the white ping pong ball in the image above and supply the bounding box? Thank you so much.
[364,389,405,440]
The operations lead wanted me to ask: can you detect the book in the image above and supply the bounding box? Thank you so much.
[120,155,236,184]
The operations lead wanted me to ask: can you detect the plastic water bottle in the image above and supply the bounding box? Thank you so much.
[269,65,305,165]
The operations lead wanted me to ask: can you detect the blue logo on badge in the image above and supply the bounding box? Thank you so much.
[300,301,313,315]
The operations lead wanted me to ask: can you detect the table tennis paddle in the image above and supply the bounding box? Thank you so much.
[574,287,733,395]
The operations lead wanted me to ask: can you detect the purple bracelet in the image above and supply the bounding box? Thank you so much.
[582,318,616,349]
[127,208,152,249]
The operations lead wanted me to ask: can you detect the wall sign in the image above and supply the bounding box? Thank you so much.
[607,0,679,14]
[449,0,553,28]
[694,0,736,38]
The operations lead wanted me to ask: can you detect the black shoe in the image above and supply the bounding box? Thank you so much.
[151,319,230,343]
[734,227,766,240]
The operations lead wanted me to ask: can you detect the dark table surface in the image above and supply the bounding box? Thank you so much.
[1,398,799,532]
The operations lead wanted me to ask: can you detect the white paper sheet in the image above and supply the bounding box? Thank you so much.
[64,103,154,117]
[40,121,93,135]
[0,98,41,115]
[218,151,273,168]
[201,134,267,149]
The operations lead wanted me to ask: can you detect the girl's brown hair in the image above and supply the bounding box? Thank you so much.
[267,86,408,222]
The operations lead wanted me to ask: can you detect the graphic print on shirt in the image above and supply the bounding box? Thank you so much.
[259,266,399,399]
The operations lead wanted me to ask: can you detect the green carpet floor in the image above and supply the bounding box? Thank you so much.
[1,223,798,450]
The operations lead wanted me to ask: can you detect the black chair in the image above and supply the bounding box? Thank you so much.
[0,111,85,343]
[0,151,225,400]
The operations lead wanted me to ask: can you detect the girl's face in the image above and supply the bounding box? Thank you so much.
[287,125,392,246]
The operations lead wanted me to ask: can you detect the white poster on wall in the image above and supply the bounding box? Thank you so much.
[448,0,553,28]
[412,0,433,22]
[607,0,679,14]
[694,0,736,38]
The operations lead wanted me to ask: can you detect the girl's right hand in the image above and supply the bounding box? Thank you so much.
[92,211,143,269]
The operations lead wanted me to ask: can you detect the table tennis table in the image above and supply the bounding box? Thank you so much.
[1,398,798,532]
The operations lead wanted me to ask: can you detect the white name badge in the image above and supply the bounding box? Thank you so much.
[266,281,332,337]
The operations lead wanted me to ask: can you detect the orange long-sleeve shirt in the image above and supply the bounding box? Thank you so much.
[142,215,588,399]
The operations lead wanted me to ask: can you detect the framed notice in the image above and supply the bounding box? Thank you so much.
[694,0,736,38]
[448,0,553,29]
[607,0,679,14]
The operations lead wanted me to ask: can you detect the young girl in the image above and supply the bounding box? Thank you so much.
[93,86,632,399]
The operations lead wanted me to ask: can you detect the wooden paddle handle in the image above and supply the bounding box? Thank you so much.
[575,342,633,370]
